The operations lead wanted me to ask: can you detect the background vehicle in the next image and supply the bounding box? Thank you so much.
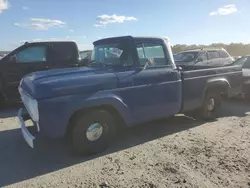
[79,50,92,61]
[231,55,250,99]
[233,56,242,61]
[174,48,234,67]
[0,41,87,103]
[18,36,242,155]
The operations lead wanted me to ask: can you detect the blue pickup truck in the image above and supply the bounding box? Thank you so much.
[18,36,242,155]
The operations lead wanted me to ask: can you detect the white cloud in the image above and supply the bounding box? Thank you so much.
[22,6,29,10]
[14,18,66,30]
[94,14,137,27]
[94,24,106,28]
[0,0,8,14]
[69,29,74,32]
[209,5,237,16]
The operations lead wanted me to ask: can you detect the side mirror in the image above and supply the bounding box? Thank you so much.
[143,58,154,69]
[9,55,17,63]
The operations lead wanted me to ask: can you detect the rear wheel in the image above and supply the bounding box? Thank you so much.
[185,90,222,120]
[70,109,116,155]
[243,85,250,101]
[200,90,222,120]
[0,80,5,108]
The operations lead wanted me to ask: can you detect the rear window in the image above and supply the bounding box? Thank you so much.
[208,51,220,59]
[219,50,230,58]
[47,42,78,62]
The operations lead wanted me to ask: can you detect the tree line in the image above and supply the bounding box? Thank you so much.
[172,43,250,56]
[1,43,250,57]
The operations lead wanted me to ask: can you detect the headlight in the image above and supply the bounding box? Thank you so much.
[19,87,39,122]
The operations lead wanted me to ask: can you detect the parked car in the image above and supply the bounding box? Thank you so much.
[79,50,92,60]
[0,41,87,104]
[174,48,234,67]
[233,56,242,61]
[18,36,242,155]
[231,55,250,99]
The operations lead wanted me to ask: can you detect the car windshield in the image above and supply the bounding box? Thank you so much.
[174,52,198,62]
[79,51,91,59]
[90,43,126,67]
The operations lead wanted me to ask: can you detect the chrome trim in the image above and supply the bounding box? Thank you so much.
[18,108,35,148]
[86,123,103,141]
[184,71,242,80]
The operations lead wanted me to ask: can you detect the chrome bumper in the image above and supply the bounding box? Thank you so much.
[18,108,37,148]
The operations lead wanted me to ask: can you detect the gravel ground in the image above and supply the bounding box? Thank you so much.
[0,100,249,188]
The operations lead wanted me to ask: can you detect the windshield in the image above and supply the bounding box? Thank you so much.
[91,43,130,67]
[174,52,199,62]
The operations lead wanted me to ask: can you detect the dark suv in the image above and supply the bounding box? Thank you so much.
[0,41,84,104]
[174,48,234,67]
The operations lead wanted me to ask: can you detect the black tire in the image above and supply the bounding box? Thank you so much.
[71,109,116,155]
[243,86,250,101]
[185,90,222,120]
[199,90,222,120]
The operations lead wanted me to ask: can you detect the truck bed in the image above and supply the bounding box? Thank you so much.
[181,65,242,112]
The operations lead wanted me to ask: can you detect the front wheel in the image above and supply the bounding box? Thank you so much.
[71,109,116,155]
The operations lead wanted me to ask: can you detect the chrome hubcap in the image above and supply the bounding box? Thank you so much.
[86,123,103,141]
[207,98,215,111]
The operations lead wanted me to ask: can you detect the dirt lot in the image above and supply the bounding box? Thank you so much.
[0,100,249,188]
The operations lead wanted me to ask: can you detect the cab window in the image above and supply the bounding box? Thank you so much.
[16,46,46,63]
[136,43,168,67]
[91,42,133,66]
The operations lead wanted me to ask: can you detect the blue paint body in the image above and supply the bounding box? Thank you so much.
[19,36,243,138]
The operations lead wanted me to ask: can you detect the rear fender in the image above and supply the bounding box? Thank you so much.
[202,78,231,102]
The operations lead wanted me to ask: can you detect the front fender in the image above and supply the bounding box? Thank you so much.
[75,92,132,125]
[38,92,132,138]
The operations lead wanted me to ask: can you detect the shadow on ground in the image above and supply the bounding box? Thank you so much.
[0,100,249,186]
[219,98,250,117]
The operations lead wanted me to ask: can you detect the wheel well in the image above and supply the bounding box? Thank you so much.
[65,105,126,138]
[206,83,229,95]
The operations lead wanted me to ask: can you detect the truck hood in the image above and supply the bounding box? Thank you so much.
[20,67,118,99]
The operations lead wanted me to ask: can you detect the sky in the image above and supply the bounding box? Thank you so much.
[0,0,250,50]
